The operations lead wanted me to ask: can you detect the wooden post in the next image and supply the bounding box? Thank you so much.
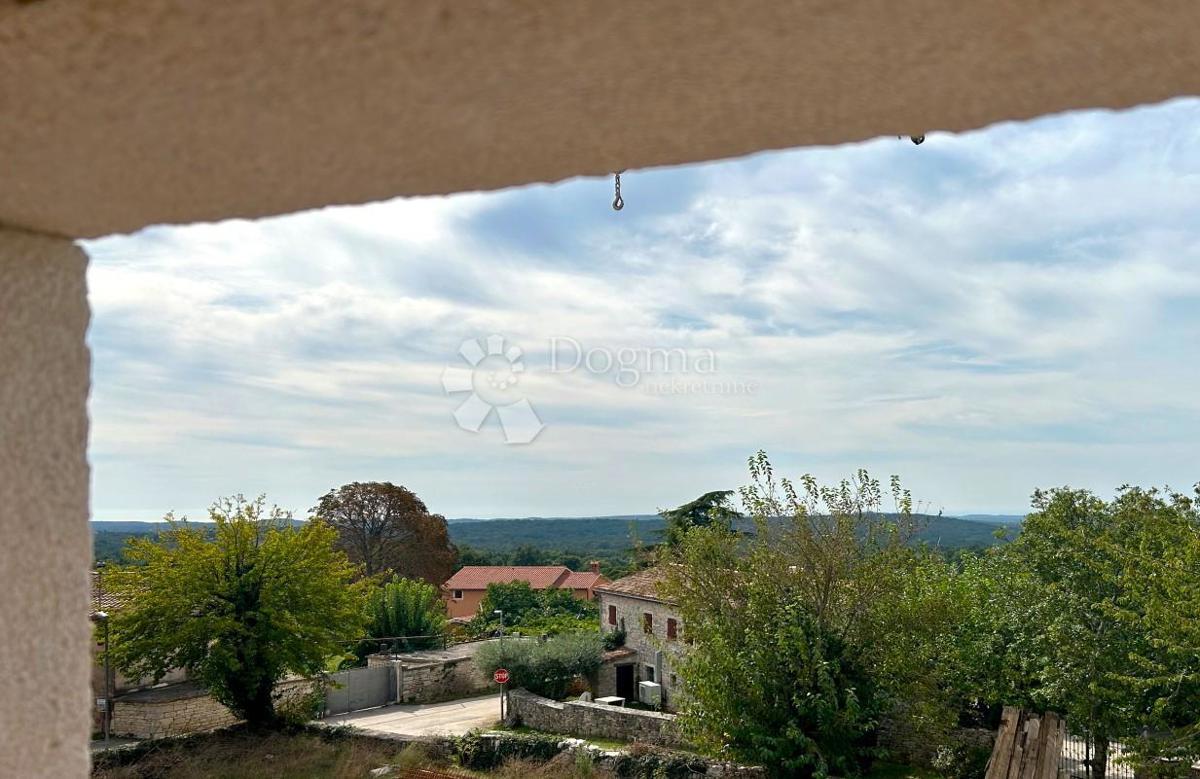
[986,708,1065,779]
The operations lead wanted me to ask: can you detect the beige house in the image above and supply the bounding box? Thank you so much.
[595,567,686,710]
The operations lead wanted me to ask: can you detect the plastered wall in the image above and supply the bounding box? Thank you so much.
[0,228,91,778]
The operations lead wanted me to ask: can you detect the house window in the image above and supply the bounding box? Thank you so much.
[452,590,463,600]
[666,617,677,640]
[642,612,653,633]
[608,605,617,626]
[644,664,655,683]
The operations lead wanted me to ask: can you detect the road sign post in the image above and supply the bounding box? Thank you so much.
[493,668,510,720]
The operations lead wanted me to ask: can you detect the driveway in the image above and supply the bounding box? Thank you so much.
[322,694,501,737]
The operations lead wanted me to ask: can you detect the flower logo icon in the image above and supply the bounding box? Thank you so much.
[441,335,545,444]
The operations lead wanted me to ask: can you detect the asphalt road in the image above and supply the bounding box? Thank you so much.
[322,694,501,737]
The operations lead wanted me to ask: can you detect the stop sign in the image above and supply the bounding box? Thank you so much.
[493,668,510,684]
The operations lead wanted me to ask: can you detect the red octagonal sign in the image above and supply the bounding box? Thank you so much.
[493,668,510,685]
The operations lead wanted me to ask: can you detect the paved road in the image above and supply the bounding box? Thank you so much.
[322,694,501,737]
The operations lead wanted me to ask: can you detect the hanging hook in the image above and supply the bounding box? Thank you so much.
[612,171,624,211]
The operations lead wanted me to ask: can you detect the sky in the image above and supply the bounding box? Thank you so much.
[84,98,1200,522]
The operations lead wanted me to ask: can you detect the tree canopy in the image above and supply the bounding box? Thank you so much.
[106,496,366,728]
[312,481,457,583]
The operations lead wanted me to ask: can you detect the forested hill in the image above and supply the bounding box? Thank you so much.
[91,513,1016,563]
[445,513,1014,554]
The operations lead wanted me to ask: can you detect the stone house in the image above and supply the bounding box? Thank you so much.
[594,567,686,710]
[441,564,609,620]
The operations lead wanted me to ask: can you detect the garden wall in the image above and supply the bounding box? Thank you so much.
[109,678,315,739]
[877,708,996,768]
[365,639,498,704]
[506,688,684,747]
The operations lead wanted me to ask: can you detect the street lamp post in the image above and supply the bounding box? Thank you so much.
[92,610,111,745]
[493,609,505,719]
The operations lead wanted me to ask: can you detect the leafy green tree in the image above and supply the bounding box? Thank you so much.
[107,496,366,729]
[661,490,741,548]
[1102,487,1200,773]
[470,581,598,637]
[363,576,447,654]
[664,453,923,777]
[479,580,543,624]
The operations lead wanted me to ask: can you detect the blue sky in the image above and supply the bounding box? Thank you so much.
[84,98,1200,521]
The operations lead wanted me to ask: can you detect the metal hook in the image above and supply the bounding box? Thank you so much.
[612,171,624,211]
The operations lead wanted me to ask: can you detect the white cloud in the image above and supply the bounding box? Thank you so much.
[84,98,1200,520]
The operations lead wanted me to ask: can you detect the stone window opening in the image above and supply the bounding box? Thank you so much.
[666,617,678,640]
[642,612,653,634]
[452,589,463,600]
[608,604,617,626]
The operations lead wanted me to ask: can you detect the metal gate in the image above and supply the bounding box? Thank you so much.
[322,665,395,716]
[1059,729,1135,779]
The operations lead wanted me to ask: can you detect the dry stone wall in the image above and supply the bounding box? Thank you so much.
[506,688,683,747]
[109,678,316,739]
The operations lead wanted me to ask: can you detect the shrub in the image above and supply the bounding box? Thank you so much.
[931,739,992,779]
[477,633,604,700]
[602,628,626,651]
[609,743,710,778]
[455,731,565,770]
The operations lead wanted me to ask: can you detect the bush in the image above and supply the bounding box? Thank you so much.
[456,731,565,770]
[476,633,604,700]
[602,629,626,651]
[609,743,710,778]
[931,740,992,779]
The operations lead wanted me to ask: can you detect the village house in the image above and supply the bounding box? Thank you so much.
[594,567,686,711]
[441,564,609,620]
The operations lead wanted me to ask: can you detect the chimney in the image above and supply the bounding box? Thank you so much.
[589,561,601,575]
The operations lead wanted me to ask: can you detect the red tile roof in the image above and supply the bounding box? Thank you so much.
[594,566,673,603]
[443,566,569,591]
[560,571,610,590]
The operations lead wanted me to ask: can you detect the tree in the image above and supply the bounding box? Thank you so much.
[482,580,543,623]
[958,486,1200,779]
[363,576,448,654]
[106,496,366,729]
[312,481,457,583]
[661,490,741,548]
[664,453,925,777]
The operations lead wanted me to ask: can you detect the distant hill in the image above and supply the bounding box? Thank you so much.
[92,512,1009,563]
[958,514,1025,525]
[445,513,1008,554]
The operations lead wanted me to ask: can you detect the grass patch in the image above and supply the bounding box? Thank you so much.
[865,761,945,779]
[91,727,432,779]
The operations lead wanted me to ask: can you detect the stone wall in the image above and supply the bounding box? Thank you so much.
[110,678,316,739]
[877,709,996,768]
[365,639,498,704]
[506,688,684,747]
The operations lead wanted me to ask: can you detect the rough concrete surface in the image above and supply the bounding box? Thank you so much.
[0,228,91,778]
[1,1,1198,237]
[323,695,501,737]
